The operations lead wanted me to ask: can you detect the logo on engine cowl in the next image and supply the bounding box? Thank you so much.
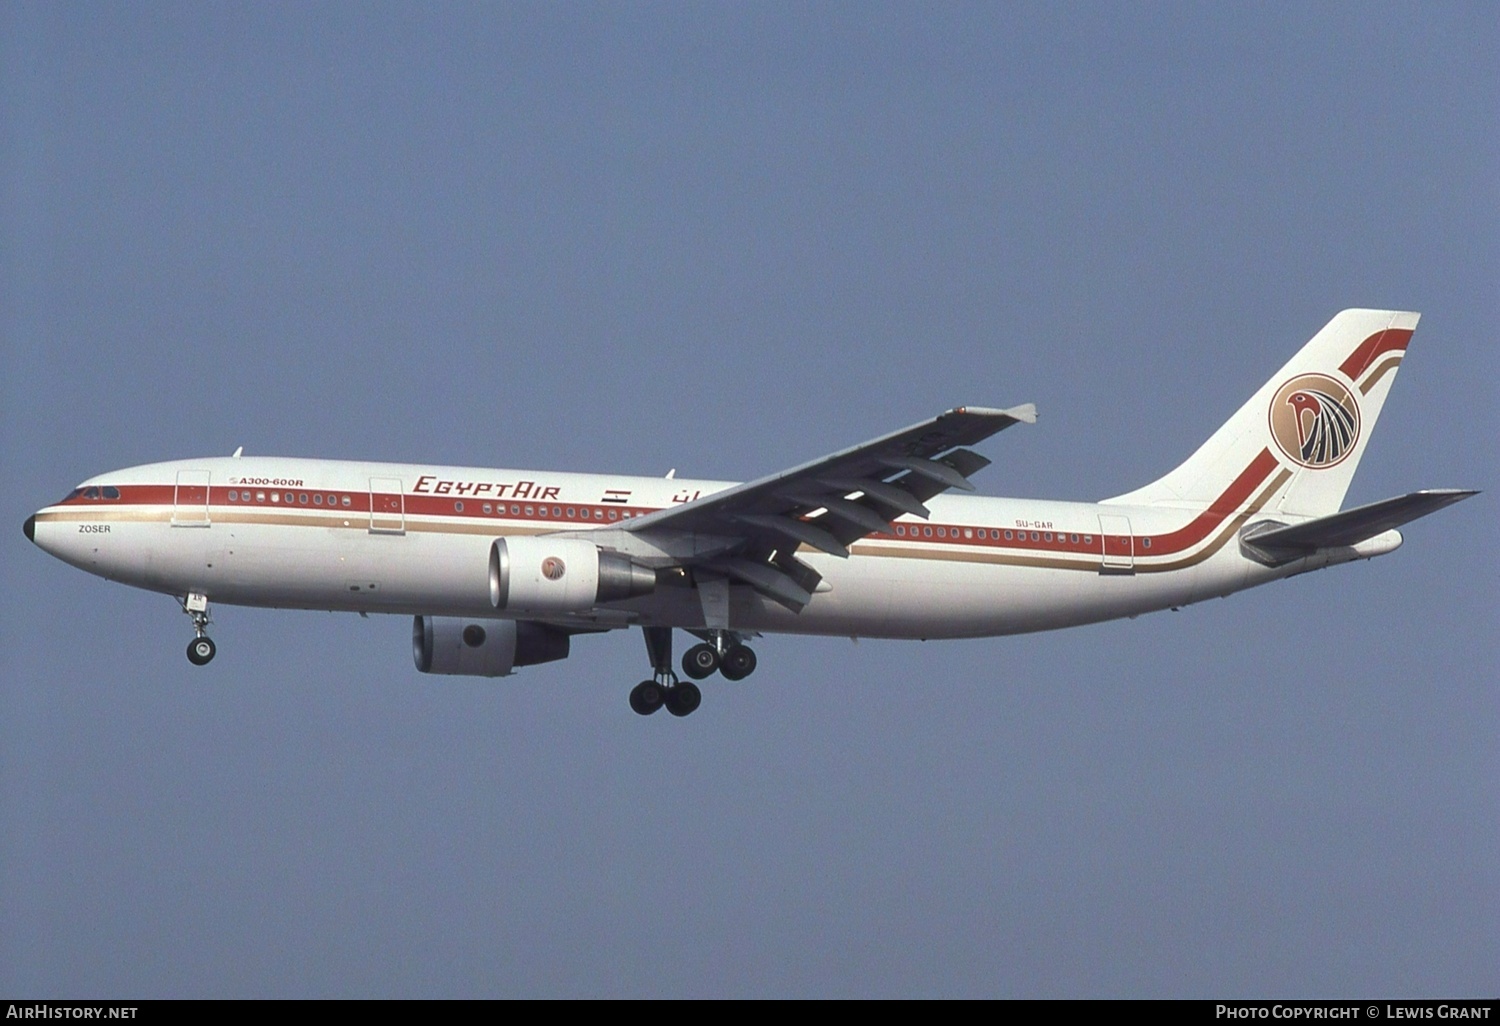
[541,556,566,581]
[1269,373,1360,469]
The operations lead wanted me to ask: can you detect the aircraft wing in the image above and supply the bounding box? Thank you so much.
[1241,488,1477,562]
[623,404,1036,610]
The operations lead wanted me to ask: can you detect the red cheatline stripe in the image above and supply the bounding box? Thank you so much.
[1339,328,1412,382]
[50,449,1283,559]
[55,485,660,525]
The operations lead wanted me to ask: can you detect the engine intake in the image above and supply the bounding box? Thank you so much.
[491,536,656,614]
[412,616,571,677]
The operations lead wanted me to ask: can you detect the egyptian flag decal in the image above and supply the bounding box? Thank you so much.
[1269,374,1361,469]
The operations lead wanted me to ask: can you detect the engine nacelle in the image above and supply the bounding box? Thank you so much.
[412,616,570,677]
[491,536,656,614]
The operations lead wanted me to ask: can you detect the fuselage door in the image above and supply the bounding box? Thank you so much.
[1098,513,1133,573]
[369,477,405,535]
[172,470,211,527]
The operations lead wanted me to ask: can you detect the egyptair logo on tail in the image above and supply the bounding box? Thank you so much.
[1269,374,1361,469]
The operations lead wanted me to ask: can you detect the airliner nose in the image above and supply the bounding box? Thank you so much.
[24,515,35,542]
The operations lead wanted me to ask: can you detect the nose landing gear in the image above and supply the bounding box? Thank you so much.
[181,592,216,665]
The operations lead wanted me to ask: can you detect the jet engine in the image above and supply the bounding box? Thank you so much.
[490,536,656,614]
[412,616,571,677]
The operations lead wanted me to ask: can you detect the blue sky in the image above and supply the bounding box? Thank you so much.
[3,3,1495,997]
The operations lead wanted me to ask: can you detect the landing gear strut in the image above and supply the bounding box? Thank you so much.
[631,626,701,717]
[182,592,216,666]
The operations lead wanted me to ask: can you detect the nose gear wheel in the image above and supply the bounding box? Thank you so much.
[181,593,216,666]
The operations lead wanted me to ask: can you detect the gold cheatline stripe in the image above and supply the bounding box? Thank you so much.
[845,540,1096,571]
[1359,354,1403,395]
[1131,469,1291,573]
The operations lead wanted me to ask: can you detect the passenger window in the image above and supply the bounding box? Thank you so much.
[454,502,464,512]
[257,491,266,502]
[299,493,308,504]
[341,495,351,507]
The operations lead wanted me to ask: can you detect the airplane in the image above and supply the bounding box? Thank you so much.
[24,309,1476,717]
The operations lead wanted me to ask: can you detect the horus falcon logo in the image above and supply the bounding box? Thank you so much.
[541,556,567,581]
[1268,374,1361,469]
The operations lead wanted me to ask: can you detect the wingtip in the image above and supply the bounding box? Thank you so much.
[951,403,1037,424]
[1006,402,1038,424]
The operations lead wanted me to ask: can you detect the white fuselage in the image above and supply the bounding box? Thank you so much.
[28,453,1378,640]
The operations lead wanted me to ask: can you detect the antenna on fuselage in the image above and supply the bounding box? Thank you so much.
[231,446,244,458]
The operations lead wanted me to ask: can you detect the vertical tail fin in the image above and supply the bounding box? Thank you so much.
[1104,309,1418,517]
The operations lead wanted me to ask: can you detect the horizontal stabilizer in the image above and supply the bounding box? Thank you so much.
[1241,489,1477,557]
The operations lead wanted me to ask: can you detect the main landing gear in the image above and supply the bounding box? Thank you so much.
[681,637,757,682]
[630,626,699,717]
[182,592,216,666]
[628,627,759,717]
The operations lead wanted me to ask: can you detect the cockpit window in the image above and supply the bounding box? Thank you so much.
[63,485,121,501]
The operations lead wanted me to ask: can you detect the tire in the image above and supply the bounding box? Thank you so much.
[629,680,664,715]
[665,682,702,717]
[187,637,216,666]
[681,643,719,680]
[719,644,756,681]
